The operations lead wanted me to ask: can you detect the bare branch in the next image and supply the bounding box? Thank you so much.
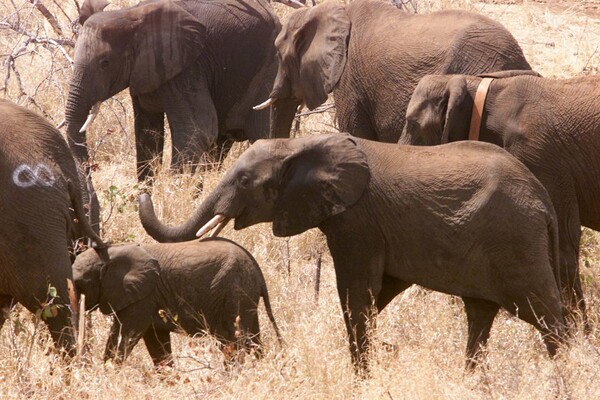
[29,0,63,36]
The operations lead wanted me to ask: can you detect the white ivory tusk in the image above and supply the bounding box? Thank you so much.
[56,119,66,129]
[287,0,307,8]
[253,98,274,111]
[209,217,231,238]
[196,214,227,238]
[79,102,101,133]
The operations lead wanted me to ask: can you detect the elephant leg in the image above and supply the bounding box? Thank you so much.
[462,297,500,370]
[132,96,165,181]
[337,281,376,372]
[556,207,586,326]
[376,276,412,311]
[504,292,565,358]
[143,327,173,368]
[164,79,218,172]
[104,307,151,364]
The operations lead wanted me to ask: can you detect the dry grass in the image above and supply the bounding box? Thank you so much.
[1,0,600,398]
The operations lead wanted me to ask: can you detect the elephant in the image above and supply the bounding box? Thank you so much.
[73,238,282,366]
[0,99,105,357]
[258,0,532,143]
[398,71,600,324]
[65,0,284,231]
[137,133,565,370]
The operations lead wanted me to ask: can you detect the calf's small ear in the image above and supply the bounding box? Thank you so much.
[79,0,110,25]
[99,246,159,314]
[441,76,468,143]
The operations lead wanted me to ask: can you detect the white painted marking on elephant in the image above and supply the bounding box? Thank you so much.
[12,164,56,188]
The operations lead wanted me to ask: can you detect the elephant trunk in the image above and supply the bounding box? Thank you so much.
[138,189,222,243]
[65,79,101,233]
[65,80,93,165]
[270,98,301,138]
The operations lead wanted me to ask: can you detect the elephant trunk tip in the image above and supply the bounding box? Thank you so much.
[139,193,152,205]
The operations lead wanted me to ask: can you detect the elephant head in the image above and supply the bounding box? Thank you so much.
[399,75,471,146]
[399,70,543,146]
[255,2,350,138]
[73,246,159,314]
[138,134,370,242]
[65,0,206,164]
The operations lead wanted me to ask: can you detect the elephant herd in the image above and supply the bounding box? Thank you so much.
[1,0,599,375]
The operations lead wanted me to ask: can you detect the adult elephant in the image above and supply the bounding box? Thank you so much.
[398,71,600,324]
[65,0,283,231]
[0,99,105,356]
[257,0,532,142]
[138,134,565,370]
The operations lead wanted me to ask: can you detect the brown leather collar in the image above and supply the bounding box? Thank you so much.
[468,77,494,141]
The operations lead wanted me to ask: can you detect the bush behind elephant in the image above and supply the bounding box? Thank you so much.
[399,71,600,323]
[263,0,532,142]
[138,133,565,370]
[0,99,105,356]
[73,238,282,366]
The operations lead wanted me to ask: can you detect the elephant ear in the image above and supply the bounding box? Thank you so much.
[130,2,206,95]
[98,245,159,314]
[79,0,110,25]
[273,134,370,237]
[441,76,469,143]
[294,3,350,109]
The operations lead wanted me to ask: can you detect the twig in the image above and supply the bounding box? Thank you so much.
[29,0,63,36]
[314,251,322,303]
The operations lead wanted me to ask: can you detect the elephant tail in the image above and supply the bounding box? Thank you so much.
[259,272,283,347]
[68,180,106,249]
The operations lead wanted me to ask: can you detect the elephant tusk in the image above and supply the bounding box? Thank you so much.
[209,217,231,238]
[253,98,275,111]
[196,214,227,238]
[286,0,308,8]
[79,102,101,133]
[56,119,66,129]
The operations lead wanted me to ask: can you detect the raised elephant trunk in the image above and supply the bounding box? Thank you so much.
[138,189,222,242]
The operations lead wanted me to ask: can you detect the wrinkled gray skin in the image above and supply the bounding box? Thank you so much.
[267,0,531,143]
[0,99,105,357]
[138,133,565,370]
[65,0,282,231]
[399,71,600,324]
[73,239,282,366]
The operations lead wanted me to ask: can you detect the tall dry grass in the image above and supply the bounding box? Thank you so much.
[1,0,600,398]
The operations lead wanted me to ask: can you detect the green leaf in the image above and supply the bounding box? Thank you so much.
[48,286,57,298]
[42,307,53,320]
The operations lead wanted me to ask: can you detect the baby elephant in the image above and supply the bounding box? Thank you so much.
[73,238,282,366]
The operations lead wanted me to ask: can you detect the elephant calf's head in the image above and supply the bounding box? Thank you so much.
[73,246,160,314]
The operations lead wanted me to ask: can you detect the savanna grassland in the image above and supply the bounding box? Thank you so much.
[1,0,600,398]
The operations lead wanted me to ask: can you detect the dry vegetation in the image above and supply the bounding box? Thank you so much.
[1,0,600,398]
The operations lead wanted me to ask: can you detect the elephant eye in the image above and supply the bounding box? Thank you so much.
[239,175,250,188]
[99,59,109,70]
